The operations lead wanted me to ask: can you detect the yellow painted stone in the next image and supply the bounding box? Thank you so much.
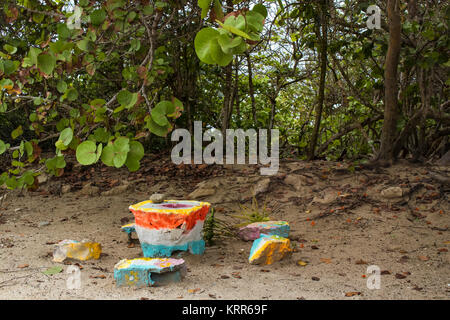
[53,240,102,262]
[249,235,292,265]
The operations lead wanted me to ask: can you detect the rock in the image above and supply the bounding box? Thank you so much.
[436,150,450,166]
[114,257,187,287]
[312,191,338,205]
[238,221,290,241]
[188,187,215,199]
[61,185,71,194]
[53,240,102,262]
[37,173,49,185]
[284,174,305,191]
[252,178,271,197]
[380,187,403,199]
[249,235,292,265]
[150,193,165,203]
[38,221,50,227]
[102,183,130,196]
[79,183,99,196]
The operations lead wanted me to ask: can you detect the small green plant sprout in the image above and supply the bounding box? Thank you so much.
[203,208,237,246]
[232,196,272,228]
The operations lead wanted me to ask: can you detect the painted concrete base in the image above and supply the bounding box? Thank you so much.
[238,221,290,241]
[53,240,102,262]
[114,258,186,287]
[141,239,205,257]
[249,235,292,265]
[130,200,210,258]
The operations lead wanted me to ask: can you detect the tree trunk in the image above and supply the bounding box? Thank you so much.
[246,52,257,127]
[308,0,328,160]
[376,0,402,162]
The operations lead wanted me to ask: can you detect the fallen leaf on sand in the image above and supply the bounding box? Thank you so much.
[42,266,63,276]
[311,276,320,281]
[395,273,407,279]
[437,248,448,253]
[188,288,201,294]
[355,259,367,265]
[297,260,308,267]
[345,292,361,297]
[320,258,332,264]
[418,256,429,261]
[17,264,29,269]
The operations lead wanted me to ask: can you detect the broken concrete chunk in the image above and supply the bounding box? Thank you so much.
[121,223,136,235]
[150,193,166,203]
[53,240,102,262]
[114,258,186,287]
[238,221,290,241]
[249,235,292,265]
[381,187,403,199]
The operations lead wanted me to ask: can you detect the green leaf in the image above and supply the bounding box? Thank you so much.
[76,141,98,165]
[194,27,220,64]
[28,47,42,65]
[57,23,71,40]
[198,0,213,19]
[59,128,73,146]
[0,140,8,154]
[252,4,268,19]
[3,44,17,55]
[151,101,173,126]
[42,266,63,276]
[210,38,234,66]
[11,126,23,139]
[146,116,171,137]
[217,19,252,40]
[93,127,110,143]
[37,53,56,75]
[57,80,68,94]
[66,88,79,102]
[125,141,145,172]
[101,143,114,167]
[117,90,138,109]
[90,9,106,26]
[112,137,130,168]
[76,38,94,52]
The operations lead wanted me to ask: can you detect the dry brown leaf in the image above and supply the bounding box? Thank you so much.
[345,292,361,297]
[188,288,201,294]
[320,258,332,264]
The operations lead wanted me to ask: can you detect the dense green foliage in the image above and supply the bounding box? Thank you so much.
[0,0,448,190]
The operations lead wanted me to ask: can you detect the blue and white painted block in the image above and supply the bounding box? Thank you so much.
[114,257,187,287]
[238,221,290,241]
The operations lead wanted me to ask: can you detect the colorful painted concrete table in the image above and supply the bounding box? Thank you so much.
[129,200,210,257]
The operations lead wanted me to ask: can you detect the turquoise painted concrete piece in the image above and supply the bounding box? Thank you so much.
[140,239,205,258]
[114,258,186,287]
[238,221,290,241]
[121,223,136,235]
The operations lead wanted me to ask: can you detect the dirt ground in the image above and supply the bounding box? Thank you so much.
[0,156,449,300]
